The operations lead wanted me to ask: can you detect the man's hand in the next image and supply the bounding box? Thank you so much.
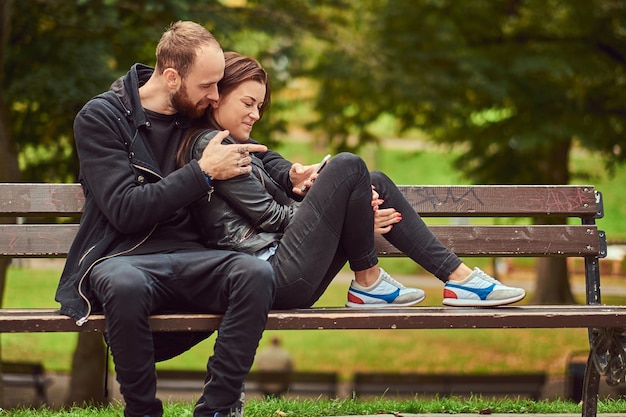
[290,163,317,196]
[198,130,267,180]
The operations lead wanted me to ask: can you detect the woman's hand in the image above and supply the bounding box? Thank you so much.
[290,163,318,196]
[372,186,402,234]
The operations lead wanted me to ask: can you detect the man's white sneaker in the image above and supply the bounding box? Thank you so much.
[443,267,525,307]
[346,267,425,308]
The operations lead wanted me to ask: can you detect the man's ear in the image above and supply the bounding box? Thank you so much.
[163,68,181,89]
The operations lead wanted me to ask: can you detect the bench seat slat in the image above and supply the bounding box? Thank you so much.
[1,224,601,257]
[1,306,625,333]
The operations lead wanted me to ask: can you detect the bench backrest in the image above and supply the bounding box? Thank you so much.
[0,183,605,258]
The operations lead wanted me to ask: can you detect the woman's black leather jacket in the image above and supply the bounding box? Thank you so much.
[188,130,299,255]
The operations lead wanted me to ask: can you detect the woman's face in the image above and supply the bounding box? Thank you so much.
[213,80,266,142]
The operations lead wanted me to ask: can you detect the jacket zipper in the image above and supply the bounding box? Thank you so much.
[75,223,157,326]
[75,163,162,326]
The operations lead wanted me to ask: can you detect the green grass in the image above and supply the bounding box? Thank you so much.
[2,396,626,415]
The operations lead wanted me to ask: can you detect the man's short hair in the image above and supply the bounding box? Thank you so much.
[155,21,221,79]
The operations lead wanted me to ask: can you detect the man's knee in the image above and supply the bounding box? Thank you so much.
[91,259,151,304]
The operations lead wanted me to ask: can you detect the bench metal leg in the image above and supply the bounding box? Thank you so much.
[583,327,626,417]
[582,350,600,417]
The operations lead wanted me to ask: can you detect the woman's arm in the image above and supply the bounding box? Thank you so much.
[213,162,296,233]
[190,130,296,232]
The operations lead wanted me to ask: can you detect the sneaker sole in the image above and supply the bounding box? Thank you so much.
[442,293,526,307]
[345,294,425,309]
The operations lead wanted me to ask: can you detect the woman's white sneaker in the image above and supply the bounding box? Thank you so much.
[443,267,525,307]
[346,267,425,308]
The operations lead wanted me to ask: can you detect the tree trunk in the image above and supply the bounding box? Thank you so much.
[530,214,576,304]
[0,0,20,406]
[530,138,575,305]
[532,256,576,304]
[66,333,109,405]
[0,258,10,405]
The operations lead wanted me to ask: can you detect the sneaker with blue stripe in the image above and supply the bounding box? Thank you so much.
[346,267,425,308]
[443,267,525,307]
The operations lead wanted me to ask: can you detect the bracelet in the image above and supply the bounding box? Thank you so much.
[203,171,212,186]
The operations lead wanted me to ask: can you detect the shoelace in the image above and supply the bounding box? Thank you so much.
[473,268,502,285]
[379,268,406,288]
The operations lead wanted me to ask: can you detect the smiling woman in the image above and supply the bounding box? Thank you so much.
[212,79,266,140]
[177,51,272,145]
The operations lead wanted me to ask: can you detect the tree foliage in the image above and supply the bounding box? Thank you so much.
[2,0,340,181]
[3,0,625,185]
[310,0,626,184]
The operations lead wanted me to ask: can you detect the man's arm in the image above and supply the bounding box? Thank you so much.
[74,98,210,234]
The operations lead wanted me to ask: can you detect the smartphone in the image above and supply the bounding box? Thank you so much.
[301,154,332,192]
[315,154,332,174]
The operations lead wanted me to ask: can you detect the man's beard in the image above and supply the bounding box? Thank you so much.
[171,84,206,119]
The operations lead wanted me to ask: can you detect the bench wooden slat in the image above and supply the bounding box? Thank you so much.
[1,361,52,406]
[353,371,546,399]
[0,183,84,216]
[401,184,600,217]
[0,224,78,257]
[156,370,338,397]
[0,183,599,217]
[378,225,604,257]
[0,224,602,257]
[1,306,625,333]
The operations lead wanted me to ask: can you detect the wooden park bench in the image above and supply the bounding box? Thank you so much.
[352,371,547,400]
[0,361,52,406]
[156,369,338,398]
[0,182,624,416]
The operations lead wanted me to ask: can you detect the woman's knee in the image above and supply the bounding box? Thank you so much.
[331,152,368,173]
[370,170,392,188]
[273,279,317,309]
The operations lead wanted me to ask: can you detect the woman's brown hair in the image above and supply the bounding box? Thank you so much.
[176,52,271,167]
